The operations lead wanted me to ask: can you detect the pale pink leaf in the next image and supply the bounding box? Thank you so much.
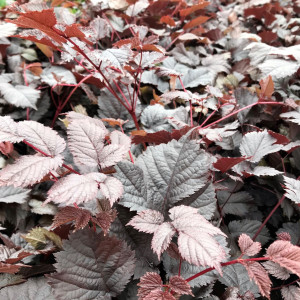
[127,209,164,234]
[100,176,123,205]
[262,261,290,280]
[137,272,162,299]
[177,231,226,274]
[240,130,283,163]
[169,275,193,296]
[267,240,300,277]
[67,113,107,168]
[18,121,66,156]
[283,176,300,204]
[242,261,271,299]
[169,206,225,237]
[0,155,63,187]
[281,285,300,300]
[169,205,226,272]
[110,130,131,151]
[0,116,22,143]
[152,222,176,260]
[98,144,128,168]
[238,234,261,256]
[45,172,107,205]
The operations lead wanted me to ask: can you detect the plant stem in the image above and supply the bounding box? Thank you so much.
[252,195,286,241]
[185,257,270,282]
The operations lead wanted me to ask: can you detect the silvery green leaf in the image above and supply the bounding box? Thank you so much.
[0,277,55,300]
[228,219,270,246]
[0,186,30,204]
[136,134,212,211]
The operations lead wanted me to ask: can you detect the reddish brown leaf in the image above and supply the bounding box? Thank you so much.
[131,127,190,145]
[6,251,33,264]
[166,242,181,260]
[169,275,193,296]
[213,157,246,173]
[52,206,91,231]
[160,15,176,27]
[258,31,277,44]
[92,209,117,235]
[179,2,210,17]
[259,76,274,99]
[183,16,210,30]
[267,130,290,145]
[0,262,24,274]
[138,272,163,299]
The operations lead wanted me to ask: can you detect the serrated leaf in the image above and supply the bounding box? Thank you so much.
[0,155,63,188]
[219,263,260,297]
[52,206,91,231]
[101,48,132,70]
[0,116,22,144]
[47,228,135,299]
[281,285,300,300]
[283,176,300,204]
[262,261,290,280]
[127,209,164,234]
[25,227,62,249]
[0,83,40,109]
[152,222,176,260]
[228,220,270,246]
[67,113,107,168]
[238,234,261,256]
[0,277,55,300]
[267,240,300,277]
[0,186,30,204]
[100,176,124,205]
[169,275,193,296]
[136,134,212,211]
[41,66,76,85]
[242,261,271,299]
[250,166,282,177]
[240,130,283,163]
[45,172,107,206]
[169,206,226,273]
[137,272,162,299]
[18,120,66,156]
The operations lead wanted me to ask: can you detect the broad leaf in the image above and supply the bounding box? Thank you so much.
[0,277,55,300]
[240,130,283,163]
[100,176,124,205]
[0,186,30,204]
[267,240,300,277]
[136,133,212,212]
[0,83,40,109]
[280,111,300,125]
[18,121,66,156]
[262,261,290,280]
[45,172,107,206]
[0,116,22,144]
[0,155,63,188]
[47,228,135,299]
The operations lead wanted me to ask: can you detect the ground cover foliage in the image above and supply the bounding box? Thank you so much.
[0,0,299,299]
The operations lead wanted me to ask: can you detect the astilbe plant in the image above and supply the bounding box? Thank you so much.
[0,0,299,299]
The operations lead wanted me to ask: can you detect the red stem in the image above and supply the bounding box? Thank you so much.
[23,140,79,175]
[201,101,285,130]
[185,257,270,282]
[252,195,286,241]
